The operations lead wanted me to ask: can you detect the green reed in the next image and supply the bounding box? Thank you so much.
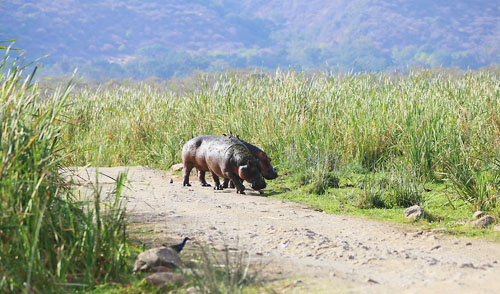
[0,51,129,293]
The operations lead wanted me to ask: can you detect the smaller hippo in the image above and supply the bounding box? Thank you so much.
[182,135,266,194]
[222,135,278,189]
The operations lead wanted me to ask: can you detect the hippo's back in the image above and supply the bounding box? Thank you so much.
[182,135,234,163]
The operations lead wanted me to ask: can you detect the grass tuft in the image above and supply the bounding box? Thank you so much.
[189,245,262,294]
[357,176,388,209]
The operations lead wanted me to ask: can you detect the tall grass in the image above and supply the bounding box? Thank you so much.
[189,245,261,294]
[58,69,500,211]
[0,50,129,292]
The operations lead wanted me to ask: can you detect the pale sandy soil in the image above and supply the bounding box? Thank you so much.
[67,166,500,294]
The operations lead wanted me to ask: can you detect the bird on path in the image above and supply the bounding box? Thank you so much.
[168,237,190,253]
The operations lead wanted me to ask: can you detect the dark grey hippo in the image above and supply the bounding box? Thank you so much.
[182,135,267,194]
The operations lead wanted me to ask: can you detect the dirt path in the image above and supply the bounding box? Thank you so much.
[70,166,500,293]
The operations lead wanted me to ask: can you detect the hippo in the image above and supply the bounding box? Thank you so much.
[222,135,278,189]
[182,135,267,194]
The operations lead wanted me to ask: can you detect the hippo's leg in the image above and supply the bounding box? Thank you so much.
[222,178,230,188]
[182,164,194,187]
[225,172,245,194]
[212,173,223,190]
[230,178,243,189]
[222,178,239,189]
[197,169,211,187]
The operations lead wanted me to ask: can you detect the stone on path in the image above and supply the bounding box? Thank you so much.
[133,247,181,273]
[404,205,424,221]
[474,215,495,228]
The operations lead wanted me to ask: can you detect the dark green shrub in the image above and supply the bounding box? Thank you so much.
[384,174,422,208]
[357,177,388,209]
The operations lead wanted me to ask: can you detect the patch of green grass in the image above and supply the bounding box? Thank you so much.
[268,171,500,239]
[88,280,163,294]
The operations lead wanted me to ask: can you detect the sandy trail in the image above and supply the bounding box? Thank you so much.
[69,166,500,293]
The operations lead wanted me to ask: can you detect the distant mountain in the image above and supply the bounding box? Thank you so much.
[1,0,499,79]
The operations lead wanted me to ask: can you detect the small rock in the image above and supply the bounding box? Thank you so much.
[460,263,475,269]
[430,245,441,251]
[473,211,485,220]
[144,272,185,287]
[466,242,472,246]
[171,163,183,171]
[169,178,173,184]
[413,230,424,237]
[133,247,181,273]
[404,205,424,221]
[427,258,438,265]
[367,278,379,284]
[474,215,495,228]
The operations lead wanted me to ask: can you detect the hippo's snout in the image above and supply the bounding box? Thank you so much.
[264,171,278,180]
[251,180,267,190]
[250,174,267,190]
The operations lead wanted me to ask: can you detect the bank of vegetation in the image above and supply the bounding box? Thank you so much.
[58,68,500,230]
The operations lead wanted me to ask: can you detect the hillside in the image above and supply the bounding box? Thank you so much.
[1,0,499,79]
